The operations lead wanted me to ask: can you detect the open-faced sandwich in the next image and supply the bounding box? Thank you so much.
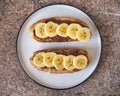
[30,49,90,74]
[29,17,92,42]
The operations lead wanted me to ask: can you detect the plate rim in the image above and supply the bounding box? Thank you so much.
[16,3,102,90]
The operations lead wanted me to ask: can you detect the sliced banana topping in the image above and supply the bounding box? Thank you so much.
[64,55,75,71]
[67,24,81,39]
[73,55,88,69]
[77,27,91,42]
[35,23,47,38]
[32,52,88,70]
[53,55,65,70]
[33,52,46,67]
[35,22,91,42]
[57,23,68,37]
[43,52,56,67]
[45,21,58,37]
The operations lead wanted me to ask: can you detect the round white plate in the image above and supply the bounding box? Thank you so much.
[16,4,101,89]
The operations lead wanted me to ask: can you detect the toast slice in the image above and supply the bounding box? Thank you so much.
[29,17,90,42]
[30,48,90,74]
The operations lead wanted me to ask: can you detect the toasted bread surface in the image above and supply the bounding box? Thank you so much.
[29,17,89,42]
[30,48,90,74]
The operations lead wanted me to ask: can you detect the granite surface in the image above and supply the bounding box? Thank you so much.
[0,0,120,96]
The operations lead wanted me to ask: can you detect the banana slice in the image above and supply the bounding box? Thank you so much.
[45,21,58,37]
[67,23,81,39]
[43,52,56,67]
[64,55,75,71]
[35,23,47,38]
[57,23,68,37]
[33,52,46,68]
[53,55,65,70]
[73,55,88,69]
[77,27,91,42]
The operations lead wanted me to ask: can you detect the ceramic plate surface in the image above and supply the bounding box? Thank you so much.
[16,4,101,89]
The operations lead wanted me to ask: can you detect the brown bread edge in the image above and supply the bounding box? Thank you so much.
[29,17,90,42]
[30,48,90,74]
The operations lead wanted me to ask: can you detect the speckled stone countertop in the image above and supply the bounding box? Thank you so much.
[0,0,120,96]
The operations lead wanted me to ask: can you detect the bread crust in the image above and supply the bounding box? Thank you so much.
[29,17,89,42]
[30,48,90,74]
